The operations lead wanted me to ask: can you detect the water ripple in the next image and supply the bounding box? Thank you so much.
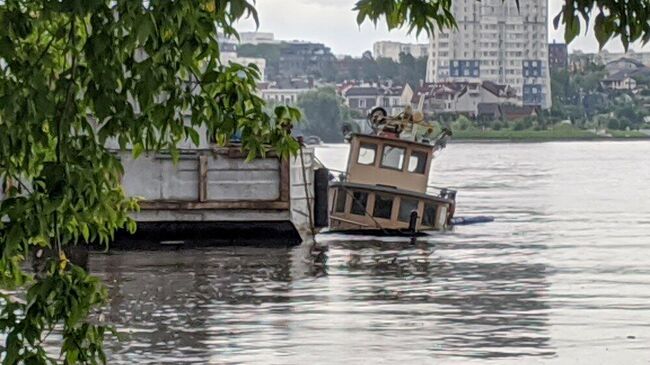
[74,142,650,364]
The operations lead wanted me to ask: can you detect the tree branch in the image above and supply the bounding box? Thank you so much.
[53,16,79,255]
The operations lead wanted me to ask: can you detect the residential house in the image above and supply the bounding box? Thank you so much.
[605,57,646,75]
[476,104,539,121]
[501,105,539,120]
[597,50,650,66]
[412,81,519,117]
[342,83,413,114]
[343,86,382,113]
[411,82,458,115]
[381,84,414,115]
[569,50,650,72]
[260,78,314,104]
[601,72,637,91]
[477,103,502,120]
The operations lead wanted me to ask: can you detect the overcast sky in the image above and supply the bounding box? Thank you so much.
[235,0,650,56]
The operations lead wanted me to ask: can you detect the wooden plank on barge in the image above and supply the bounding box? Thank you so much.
[139,200,290,210]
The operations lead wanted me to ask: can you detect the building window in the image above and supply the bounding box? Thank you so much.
[381,145,405,170]
[373,194,394,219]
[335,188,347,213]
[398,198,419,222]
[408,150,428,174]
[422,203,438,226]
[357,143,377,165]
[350,191,368,215]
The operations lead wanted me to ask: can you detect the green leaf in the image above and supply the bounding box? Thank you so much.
[187,128,200,146]
[565,14,581,43]
[594,13,609,48]
[136,16,154,45]
[81,224,89,242]
[202,70,220,84]
[132,143,144,159]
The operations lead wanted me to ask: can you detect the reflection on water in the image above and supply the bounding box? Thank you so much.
[93,239,551,363]
[86,142,650,364]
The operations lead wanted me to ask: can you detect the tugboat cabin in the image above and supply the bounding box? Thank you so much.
[328,133,456,233]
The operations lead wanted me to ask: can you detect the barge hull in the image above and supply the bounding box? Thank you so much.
[111,220,302,249]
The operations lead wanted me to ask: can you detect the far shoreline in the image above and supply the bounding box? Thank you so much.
[450,136,650,143]
[317,136,650,147]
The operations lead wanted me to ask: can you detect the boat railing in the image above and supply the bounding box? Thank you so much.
[428,185,457,200]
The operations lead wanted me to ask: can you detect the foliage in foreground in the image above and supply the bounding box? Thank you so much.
[356,0,650,50]
[0,1,300,363]
[1,0,650,364]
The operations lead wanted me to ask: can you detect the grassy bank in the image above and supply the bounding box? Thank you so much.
[448,124,650,141]
[607,130,649,138]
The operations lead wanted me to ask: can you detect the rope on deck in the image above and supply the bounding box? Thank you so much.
[312,147,387,233]
[338,184,388,233]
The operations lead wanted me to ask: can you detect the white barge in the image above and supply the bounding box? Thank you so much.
[0,131,322,248]
[112,147,319,247]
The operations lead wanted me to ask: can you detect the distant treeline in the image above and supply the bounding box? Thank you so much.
[237,43,427,85]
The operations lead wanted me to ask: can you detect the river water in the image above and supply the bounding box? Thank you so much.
[90,141,650,364]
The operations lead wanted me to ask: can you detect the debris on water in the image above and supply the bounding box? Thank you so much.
[450,216,495,225]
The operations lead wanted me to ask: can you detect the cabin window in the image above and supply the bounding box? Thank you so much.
[373,194,394,219]
[398,198,419,222]
[380,145,405,170]
[335,189,347,213]
[422,203,438,227]
[357,143,377,165]
[408,150,428,174]
[350,191,369,215]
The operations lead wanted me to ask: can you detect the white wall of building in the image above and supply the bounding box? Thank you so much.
[426,0,551,109]
[260,88,309,104]
[239,32,276,45]
[373,41,429,61]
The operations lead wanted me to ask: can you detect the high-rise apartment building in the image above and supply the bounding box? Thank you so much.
[548,41,569,71]
[426,0,551,108]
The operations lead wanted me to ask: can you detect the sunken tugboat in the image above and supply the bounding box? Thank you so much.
[328,107,455,235]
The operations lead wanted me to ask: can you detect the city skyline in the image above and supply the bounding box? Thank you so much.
[235,0,650,56]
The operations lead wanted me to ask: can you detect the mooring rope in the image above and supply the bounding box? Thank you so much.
[338,184,388,233]
[312,151,386,232]
[299,144,316,238]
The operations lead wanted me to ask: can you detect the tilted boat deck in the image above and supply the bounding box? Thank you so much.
[327,107,457,234]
